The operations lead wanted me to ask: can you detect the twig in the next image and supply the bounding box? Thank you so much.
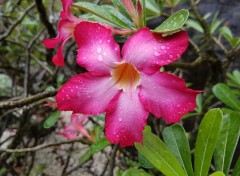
[0,139,90,153]
[169,56,216,69]
[0,3,36,41]
[35,0,56,37]
[0,90,57,110]
[107,144,119,176]
[61,143,74,176]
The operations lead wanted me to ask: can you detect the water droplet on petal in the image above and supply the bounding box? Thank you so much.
[154,51,161,56]
[97,47,102,53]
[107,39,110,43]
[118,117,122,122]
[98,55,103,61]
[161,46,166,49]
[153,46,157,50]
[99,39,102,44]
[103,52,107,56]
[169,55,173,59]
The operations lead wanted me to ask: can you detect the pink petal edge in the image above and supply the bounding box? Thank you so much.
[139,72,201,123]
[105,90,149,147]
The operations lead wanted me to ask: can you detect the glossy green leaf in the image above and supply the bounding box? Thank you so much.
[79,137,110,164]
[73,2,133,29]
[145,0,160,17]
[122,168,151,176]
[153,9,189,34]
[135,128,186,176]
[111,0,132,21]
[214,112,240,174]
[212,83,240,111]
[138,153,153,169]
[43,111,60,128]
[194,109,223,176]
[209,171,225,176]
[186,19,203,33]
[163,124,194,176]
[232,157,240,176]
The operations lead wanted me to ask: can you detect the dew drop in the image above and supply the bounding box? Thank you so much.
[97,47,102,53]
[99,39,102,44]
[169,55,173,59]
[98,55,103,61]
[103,52,107,56]
[154,51,161,56]
[153,46,157,50]
[161,46,166,49]
[107,39,110,43]
[118,117,122,122]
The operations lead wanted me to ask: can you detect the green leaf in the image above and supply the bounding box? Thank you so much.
[73,2,133,29]
[163,124,194,176]
[232,157,240,176]
[138,153,153,169]
[111,0,132,21]
[79,137,110,164]
[209,171,225,176]
[196,94,203,113]
[194,109,223,176]
[43,111,60,128]
[153,9,189,34]
[122,168,151,176]
[212,83,240,111]
[214,112,240,174]
[144,0,160,17]
[186,19,203,33]
[135,127,186,176]
[90,137,110,153]
[220,26,233,40]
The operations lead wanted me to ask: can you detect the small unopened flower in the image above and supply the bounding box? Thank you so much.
[43,0,81,66]
[56,22,201,147]
[60,113,92,140]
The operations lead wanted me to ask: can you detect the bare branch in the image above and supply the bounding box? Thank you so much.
[0,139,91,153]
[0,90,57,110]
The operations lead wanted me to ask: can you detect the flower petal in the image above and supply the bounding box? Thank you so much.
[52,36,70,66]
[74,22,121,75]
[71,114,92,140]
[105,90,148,147]
[139,72,201,123]
[122,28,188,74]
[56,72,120,115]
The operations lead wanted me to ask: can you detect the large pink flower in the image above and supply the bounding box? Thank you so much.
[43,0,81,66]
[56,21,201,147]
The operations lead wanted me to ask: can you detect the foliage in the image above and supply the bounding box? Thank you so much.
[0,0,239,175]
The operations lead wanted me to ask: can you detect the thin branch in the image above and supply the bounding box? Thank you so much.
[35,0,56,37]
[0,90,57,110]
[0,3,36,41]
[107,144,119,176]
[0,139,91,153]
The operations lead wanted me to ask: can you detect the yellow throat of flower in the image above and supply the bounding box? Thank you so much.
[112,63,140,91]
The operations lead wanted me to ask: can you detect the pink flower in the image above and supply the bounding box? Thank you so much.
[43,0,81,66]
[60,113,92,140]
[56,22,201,147]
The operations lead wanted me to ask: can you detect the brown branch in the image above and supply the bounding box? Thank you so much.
[0,90,57,110]
[169,56,216,69]
[107,144,119,176]
[0,3,36,41]
[35,0,56,38]
[0,139,91,153]
[190,0,210,39]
